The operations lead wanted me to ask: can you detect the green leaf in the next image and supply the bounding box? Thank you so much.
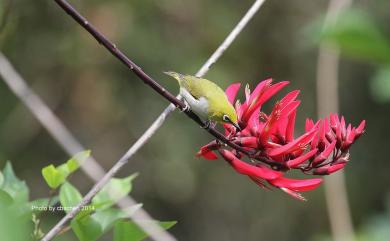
[67,150,91,172]
[71,215,102,241]
[57,150,91,177]
[29,196,59,208]
[92,174,138,210]
[370,66,390,102]
[41,150,91,189]
[2,162,29,203]
[59,182,82,213]
[0,171,4,187]
[318,9,390,63]
[96,204,142,232]
[42,165,65,189]
[0,201,32,241]
[0,189,13,206]
[70,205,142,241]
[113,220,177,241]
[93,208,125,232]
[29,196,59,214]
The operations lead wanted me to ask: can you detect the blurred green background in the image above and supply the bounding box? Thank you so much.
[0,0,389,240]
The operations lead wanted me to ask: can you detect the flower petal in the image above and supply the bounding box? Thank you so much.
[312,139,337,165]
[286,148,318,168]
[279,90,300,108]
[313,163,346,175]
[219,149,282,180]
[267,128,317,157]
[269,177,323,192]
[241,81,289,123]
[286,109,297,143]
[225,83,241,104]
[355,120,366,138]
[196,141,220,160]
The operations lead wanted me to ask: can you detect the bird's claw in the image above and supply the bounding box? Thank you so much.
[202,120,216,129]
[180,102,190,113]
[202,120,211,129]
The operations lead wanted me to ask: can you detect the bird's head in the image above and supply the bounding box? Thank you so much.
[163,71,184,82]
[220,104,240,131]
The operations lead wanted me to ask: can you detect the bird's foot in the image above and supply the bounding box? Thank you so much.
[202,120,216,130]
[180,102,190,113]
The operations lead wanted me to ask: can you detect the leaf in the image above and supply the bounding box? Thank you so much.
[41,150,91,189]
[0,171,4,187]
[0,201,32,241]
[0,189,13,206]
[70,204,142,241]
[29,196,59,208]
[59,182,82,213]
[2,162,29,203]
[92,173,138,210]
[92,205,142,232]
[370,66,390,102]
[57,150,91,177]
[92,208,127,232]
[42,165,66,189]
[113,220,177,241]
[67,150,91,172]
[319,9,390,63]
[71,215,102,241]
[29,196,59,214]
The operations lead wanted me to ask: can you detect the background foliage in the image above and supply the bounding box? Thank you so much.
[0,0,389,240]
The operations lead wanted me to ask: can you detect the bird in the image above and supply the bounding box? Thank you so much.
[164,71,240,130]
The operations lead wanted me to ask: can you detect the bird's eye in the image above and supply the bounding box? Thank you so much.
[223,115,230,122]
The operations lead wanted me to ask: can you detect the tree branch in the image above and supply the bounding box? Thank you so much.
[53,0,260,156]
[1,0,267,239]
[38,0,268,240]
[0,52,177,241]
[0,0,267,239]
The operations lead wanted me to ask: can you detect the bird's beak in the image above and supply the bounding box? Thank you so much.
[163,71,183,79]
[230,121,241,131]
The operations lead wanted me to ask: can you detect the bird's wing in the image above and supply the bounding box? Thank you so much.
[183,76,227,101]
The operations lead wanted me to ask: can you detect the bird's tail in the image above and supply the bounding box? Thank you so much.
[164,71,184,84]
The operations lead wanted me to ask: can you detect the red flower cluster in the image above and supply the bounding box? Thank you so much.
[197,79,365,200]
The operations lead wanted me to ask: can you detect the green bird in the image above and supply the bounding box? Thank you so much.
[164,71,240,130]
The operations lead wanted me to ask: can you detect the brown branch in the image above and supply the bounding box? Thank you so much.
[53,0,252,156]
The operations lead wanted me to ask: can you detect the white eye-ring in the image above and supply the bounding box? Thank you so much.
[223,114,230,122]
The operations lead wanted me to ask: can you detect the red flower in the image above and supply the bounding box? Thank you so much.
[197,79,365,200]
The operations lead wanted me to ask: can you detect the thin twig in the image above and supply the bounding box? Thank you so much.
[37,0,267,240]
[52,0,261,156]
[0,0,266,240]
[98,0,269,182]
[316,1,355,241]
[0,52,177,241]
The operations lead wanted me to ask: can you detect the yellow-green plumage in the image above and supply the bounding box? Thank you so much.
[164,71,238,127]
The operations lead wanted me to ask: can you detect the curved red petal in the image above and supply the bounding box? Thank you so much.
[269,177,323,192]
[287,148,318,168]
[219,150,282,180]
[225,83,241,104]
[267,129,317,157]
[286,109,297,143]
[196,141,220,160]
